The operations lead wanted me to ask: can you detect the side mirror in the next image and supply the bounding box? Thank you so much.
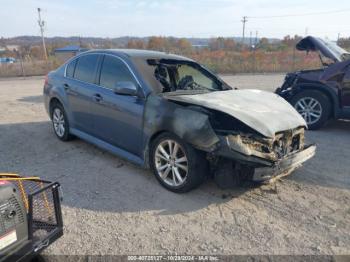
[113,81,138,96]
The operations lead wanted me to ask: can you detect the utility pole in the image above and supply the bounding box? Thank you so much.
[337,33,340,44]
[79,36,82,48]
[249,31,252,49]
[241,16,248,45]
[37,8,48,60]
[254,31,258,73]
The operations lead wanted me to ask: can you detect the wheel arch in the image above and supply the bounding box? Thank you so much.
[142,95,221,167]
[144,130,170,168]
[293,84,339,117]
[48,96,74,125]
[49,97,64,118]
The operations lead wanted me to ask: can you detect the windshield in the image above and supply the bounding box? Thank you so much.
[319,38,350,62]
[149,60,229,93]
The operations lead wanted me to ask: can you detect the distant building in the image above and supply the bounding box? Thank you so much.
[192,44,209,49]
[5,45,20,52]
[54,45,89,62]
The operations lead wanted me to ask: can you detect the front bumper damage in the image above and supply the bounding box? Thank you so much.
[212,129,316,182]
[252,144,316,181]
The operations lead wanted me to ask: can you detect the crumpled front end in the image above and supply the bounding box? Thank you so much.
[160,92,316,185]
[252,144,315,181]
[213,127,316,182]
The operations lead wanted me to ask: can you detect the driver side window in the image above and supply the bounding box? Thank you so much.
[99,55,138,90]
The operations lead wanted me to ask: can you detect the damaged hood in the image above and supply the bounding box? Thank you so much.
[164,90,306,138]
[296,36,350,62]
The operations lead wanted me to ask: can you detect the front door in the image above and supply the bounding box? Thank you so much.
[90,55,144,156]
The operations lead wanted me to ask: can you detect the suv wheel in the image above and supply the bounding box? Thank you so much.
[150,133,207,193]
[291,90,331,130]
[51,102,73,141]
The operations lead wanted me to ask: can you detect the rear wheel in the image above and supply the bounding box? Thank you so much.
[291,90,331,130]
[50,102,73,141]
[150,133,207,193]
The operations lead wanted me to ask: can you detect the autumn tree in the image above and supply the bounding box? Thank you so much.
[30,45,44,60]
[257,37,269,49]
[209,37,225,51]
[147,36,171,51]
[127,39,146,49]
[175,38,192,53]
[282,35,302,48]
[209,37,237,51]
[223,39,236,50]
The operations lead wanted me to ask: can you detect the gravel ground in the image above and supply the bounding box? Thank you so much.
[0,74,349,256]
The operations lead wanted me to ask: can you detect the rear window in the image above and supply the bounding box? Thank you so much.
[74,54,99,83]
[66,59,77,78]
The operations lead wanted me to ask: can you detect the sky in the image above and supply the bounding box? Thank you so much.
[1,0,350,40]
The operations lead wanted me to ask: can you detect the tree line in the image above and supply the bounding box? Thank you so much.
[1,35,349,74]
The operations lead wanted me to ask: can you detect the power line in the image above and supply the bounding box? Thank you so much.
[249,8,350,19]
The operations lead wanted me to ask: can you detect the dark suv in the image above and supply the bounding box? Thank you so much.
[276,36,350,129]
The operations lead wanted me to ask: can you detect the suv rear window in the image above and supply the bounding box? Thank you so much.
[74,54,99,83]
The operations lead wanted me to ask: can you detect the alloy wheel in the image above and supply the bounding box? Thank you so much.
[154,139,188,187]
[295,97,322,125]
[52,108,65,137]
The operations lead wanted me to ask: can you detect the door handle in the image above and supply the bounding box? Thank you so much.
[92,93,103,102]
[63,83,70,90]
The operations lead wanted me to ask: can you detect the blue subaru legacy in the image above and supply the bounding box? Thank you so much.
[44,49,316,193]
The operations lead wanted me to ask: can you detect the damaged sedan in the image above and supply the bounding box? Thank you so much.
[44,49,316,192]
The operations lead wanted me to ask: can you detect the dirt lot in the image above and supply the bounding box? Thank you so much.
[0,74,349,256]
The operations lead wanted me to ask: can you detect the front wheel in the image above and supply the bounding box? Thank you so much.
[150,133,208,193]
[291,90,331,130]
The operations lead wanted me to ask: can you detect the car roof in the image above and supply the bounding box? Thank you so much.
[81,49,193,61]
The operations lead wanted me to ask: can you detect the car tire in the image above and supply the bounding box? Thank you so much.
[150,132,208,193]
[50,102,73,141]
[291,90,331,130]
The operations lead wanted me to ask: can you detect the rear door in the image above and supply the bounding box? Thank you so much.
[64,54,101,133]
[90,55,145,156]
